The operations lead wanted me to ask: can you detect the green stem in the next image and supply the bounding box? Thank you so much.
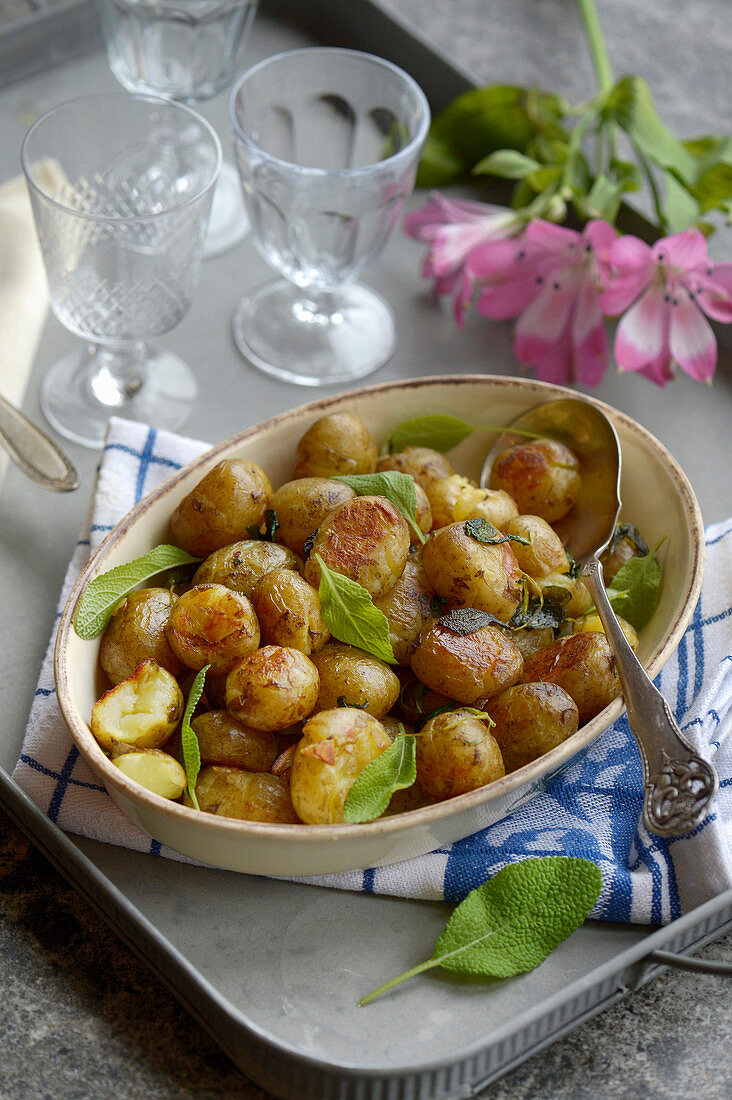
[576,0,614,93]
[359,957,440,1006]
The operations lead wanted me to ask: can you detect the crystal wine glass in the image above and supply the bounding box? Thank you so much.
[229,47,430,385]
[96,0,259,258]
[22,93,221,447]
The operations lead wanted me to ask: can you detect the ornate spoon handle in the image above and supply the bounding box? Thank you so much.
[0,392,78,492]
[581,556,718,837]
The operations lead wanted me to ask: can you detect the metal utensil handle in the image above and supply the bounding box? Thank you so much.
[581,557,718,838]
[0,392,79,492]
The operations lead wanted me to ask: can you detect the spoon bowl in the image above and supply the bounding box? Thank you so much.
[482,396,718,838]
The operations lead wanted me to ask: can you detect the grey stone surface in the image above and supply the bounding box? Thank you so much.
[1,1,731,1098]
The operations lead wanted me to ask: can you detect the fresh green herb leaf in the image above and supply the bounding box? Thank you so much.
[343,731,416,823]
[464,517,531,546]
[606,540,664,630]
[302,529,317,561]
[388,414,476,453]
[473,149,542,179]
[74,544,201,639]
[315,554,396,664]
[181,665,209,812]
[608,76,697,185]
[337,695,370,710]
[438,607,506,635]
[564,547,580,579]
[359,856,602,1005]
[247,509,280,542]
[334,472,426,545]
[510,598,566,631]
[663,172,701,233]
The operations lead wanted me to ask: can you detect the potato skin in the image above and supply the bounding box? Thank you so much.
[251,568,330,655]
[170,459,273,557]
[534,571,593,617]
[271,477,356,555]
[426,475,519,531]
[294,412,378,479]
[303,495,410,600]
[290,708,391,824]
[483,682,579,772]
[166,583,260,675]
[522,633,619,723]
[311,642,400,718]
[226,645,319,731]
[193,767,299,823]
[490,438,581,522]
[193,541,301,596]
[373,558,435,666]
[91,660,184,752]
[416,709,505,801]
[503,515,570,578]
[411,621,524,705]
[376,446,454,490]
[191,710,277,771]
[421,522,524,621]
[100,588,184,685]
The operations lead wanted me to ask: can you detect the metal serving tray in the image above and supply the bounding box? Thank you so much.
[1,3,730,1097]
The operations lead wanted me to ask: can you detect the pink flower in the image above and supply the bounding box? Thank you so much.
[600,228,732,386]
[472,219,617,386]
[403,192,519,319]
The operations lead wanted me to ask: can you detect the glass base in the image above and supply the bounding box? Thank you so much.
[40,344,198,448]
[204,160,249,259]
[232,281,396,386]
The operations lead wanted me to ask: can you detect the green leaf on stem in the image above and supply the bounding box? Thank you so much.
[663,172,701,233]
[359,857,602,1005]
[584,173,623,221]
[606,541,664,631]
[334,472,425,545]
[473,149,542,179]
[343,731,416,824]
[315,554,396,664]
[181,665,208,812]
[387,414,476,453]
[608,76,697,185]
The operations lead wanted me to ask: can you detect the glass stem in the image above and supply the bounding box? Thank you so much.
[87,342,148,407]
[296,290,340,325]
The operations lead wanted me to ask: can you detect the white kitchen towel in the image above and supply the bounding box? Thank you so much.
[13,417,732,923]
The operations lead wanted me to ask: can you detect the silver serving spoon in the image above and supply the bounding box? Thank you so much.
[0,391,79,492]
[480,396,718,838]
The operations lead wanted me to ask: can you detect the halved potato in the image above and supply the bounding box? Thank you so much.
[91,660,183,752]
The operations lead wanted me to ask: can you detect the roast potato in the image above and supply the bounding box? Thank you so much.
[191,710,278,771]
[100,588,184,685]
[311,642,400,718]
[166,583,260,675]
[411,620,524,705]
[192,766,299,823]
[483,682,579,772]
[416,709,505,800]
[426,475,519,531]
[293,412,378,479]
[111,748,187,800]
[170,459,273,557]
[421,522,524,621]
[373,557,435,666]
[270,477,356,556]
[376,445,454,490]
[490,438,581,522]
[522,632,619,723]
[193,541,301,596]
[91,660,184,752]
[533,571,593,617]
[502,515,570,578]
[226,645,320,731]
[251,568,330,655]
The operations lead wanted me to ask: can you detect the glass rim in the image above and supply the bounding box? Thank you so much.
[228,47,431,178]
[21,93,223,224]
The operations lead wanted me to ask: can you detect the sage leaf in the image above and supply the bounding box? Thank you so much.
[509,598,566,631]
[181,665,208,812]
[74,544,201,639]
[334,471,426,545]
[343,732,416,824]
[387,414,541,454]
[606,541,664,631]
[359,856,602,1005]
[438,607,506,635]
[315,554,396,664]
[464,517,530,546]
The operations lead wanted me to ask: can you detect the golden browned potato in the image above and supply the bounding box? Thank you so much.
[166,583,260,675]
[100,588,184,685]
[193,541,302,596]
[426,475,519,531]
[490,438,581,522]
[396,673,455,727]
[191,710,278,771]
[522,633,619,723]
[193,767,299,823]
[411,620,524,705]
[376,446,454,490]
[413,482,433,535]
[170,459,273,557]
[303,495,410,600]
[373,557,435,666]
[293,412,378,479]
[416,709,505,800]
[504,625,556,662]
[571,612,639,651]
[534,571,593,617]
[289,707,391,824]
[483,682,579,772]
[111,748,187,799]
[421,522,523,621]
[270,477,356,555]
[502,515,570,578]
[91,660,184,752]
[251,568,330,655]
[226,645,319,731]
[311,642,400,718]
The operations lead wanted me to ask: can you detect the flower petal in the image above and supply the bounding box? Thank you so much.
[524,220,581,252]
[515,272,582,364]
[668,292,717,383]
[636,348,675,387]
[519,322,574,385]
[614,284,667,372]
[476,273,541,320]
[695,261,732,323]
[571,272,609,386]
[607,234,654,274]
[654,228,708,271]
[599,271,653,316]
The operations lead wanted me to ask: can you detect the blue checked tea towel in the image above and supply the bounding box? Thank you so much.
[13,417,732,923]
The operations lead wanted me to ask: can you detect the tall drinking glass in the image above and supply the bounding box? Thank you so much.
[96,0,258,258]
[229,48,430,385]
[22,94,221,447]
